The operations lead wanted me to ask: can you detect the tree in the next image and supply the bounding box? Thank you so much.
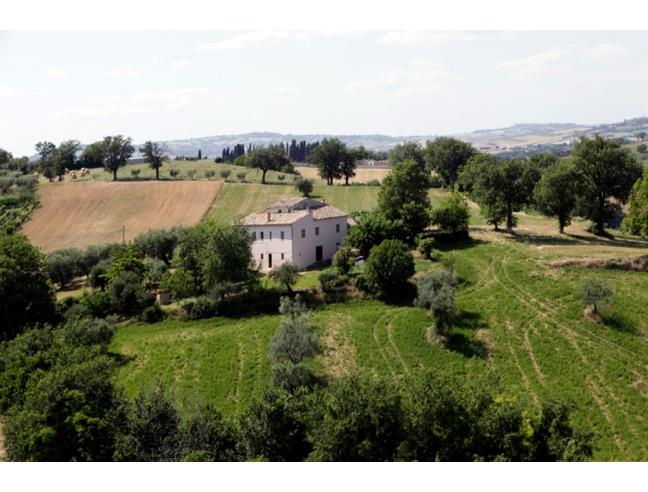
[295,177,314,197]
[35,141,56,181]
[377,159,431,242]
[133,227,185,265]
[114,382,180,461]
[346,209,402,257]
[0,234,57,339]
[580,278,613,316]
[269,261,299,293]
[52,140,80,179]
[160,268,199,300]
[534,159,580,233]
[239,387,311,461]
[219,168,231,180]
[79,141,106,168]
[197,149,202,160]
[102,135,135,181]
[572,135,643,235]
[364,239,415,297]
[247,144,290,184]
[308,138,351,185]
[332,245,355,274]
[388,141,424,168]
[340,152,357,185]
[0,148,12,166]
[414,270,458,336]
[528,152,559,170]
[424,137,476,187]
[417,237,437,260]
[174,219,252,292]
[623,169,648,237]
[268,296,320,365]
[140,141,169,180]
[637,143,647,155]
[429,192,470,235]
[46,248,82,288]
[460,155,540,230]
[107,271,153,317]
[635,131,646,141]
[177,403,240,461]
[308,376,405,461]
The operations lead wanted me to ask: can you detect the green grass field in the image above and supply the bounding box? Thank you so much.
[111,228,648,460]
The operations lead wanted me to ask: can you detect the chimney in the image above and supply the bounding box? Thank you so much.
[267,211,271,222]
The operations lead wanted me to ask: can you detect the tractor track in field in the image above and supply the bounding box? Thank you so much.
[492,250,627,453]
[372,310,398,376]
[385,309,411,376]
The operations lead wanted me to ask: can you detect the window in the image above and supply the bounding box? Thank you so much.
[251,231,257,241]
[260,231,264,240]
[260,253,264,259]
[269,231,272,240]
[336,224,340,233]
[336,242,340,248]
[280,231,285,240]
[301,229,306,238]
[315,227,319,236]
[281,253,285,260]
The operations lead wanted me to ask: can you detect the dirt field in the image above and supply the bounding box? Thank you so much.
[22,181,222,252]
[295,165,391,184]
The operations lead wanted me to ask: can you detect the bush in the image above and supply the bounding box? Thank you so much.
[271,362,316,393]
[140,302,165,323]
[160,268,199,301]
[580,278,613,315]
[169,168,180,178]
[429,174,443,188]
[294,178,314,197]
[107,271,153,317]
[363,239,415,297]
[131,169,141,178]
[204,170,215,180]
[318,268,347,292]
[430,192,470,235]
[417,237,437,260]
[366,179,380,187]
[181,295,219,320]
[220,169,231,180]
[236,171,247,182]
[187,169,196,180]
[77,290,113,319]
[414,270,458,335]
[332,245,354,274]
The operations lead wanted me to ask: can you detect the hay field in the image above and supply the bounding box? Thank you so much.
[295,165,391,184]
[22,180,221,252]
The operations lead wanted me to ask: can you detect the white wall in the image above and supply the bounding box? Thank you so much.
[246,224,294,271]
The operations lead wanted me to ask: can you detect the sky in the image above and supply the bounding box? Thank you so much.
[1,30,648,155]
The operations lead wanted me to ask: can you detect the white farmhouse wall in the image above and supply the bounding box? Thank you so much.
[247,224,294,270]
[291,215,347,269]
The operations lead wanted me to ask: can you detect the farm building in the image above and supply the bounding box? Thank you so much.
[240,197,349,271]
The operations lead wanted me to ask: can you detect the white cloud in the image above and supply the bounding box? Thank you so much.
[345,61,461,96]
[495,49,568,79]
[48,88,208,121]
[47,68,67,79]
[170,59,192,70]
[194,30,348,51]
[107,66,141,78]
[587,43,626,59]
[0,85,17,98]
[151,56,163,67]
[268,86,300,95]
[378,31,516,46]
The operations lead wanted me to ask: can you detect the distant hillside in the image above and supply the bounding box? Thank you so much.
[155,117,648,158]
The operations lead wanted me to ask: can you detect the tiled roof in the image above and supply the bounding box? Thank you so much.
[239,210,309,226]
[311,205,348,220]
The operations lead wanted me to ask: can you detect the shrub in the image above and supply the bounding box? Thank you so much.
[414,270,458,335]
[187,169,196,180]
[220,169,231,180]
[169,168,180,178]
[107,271,153,317]
[131,169,141,178]
[204,170,215,180]
[268,261,299,293]
[363,239,415,297]
[271,362,316,393]
[294,178,314,197]
[430,192,470,235]
[78,290,113,319]
[417,237,437,260]
[181,295,219,320]
[160,268,199,301]
[177,403,240,461]
[429,174,443,188]
[236,171,247,182]
[332,245,354,274]
[277,174,285,181]
[140,302,165,323]
[580,278,613,315]
[366,179,381,187]
[318,268,347,292]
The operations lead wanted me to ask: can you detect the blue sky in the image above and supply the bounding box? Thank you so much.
[1,30,648,154]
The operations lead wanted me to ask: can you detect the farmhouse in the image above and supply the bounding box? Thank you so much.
[240,197,349,271]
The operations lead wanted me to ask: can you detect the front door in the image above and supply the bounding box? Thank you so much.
[268,253,272,269]
[315,245,323,262]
